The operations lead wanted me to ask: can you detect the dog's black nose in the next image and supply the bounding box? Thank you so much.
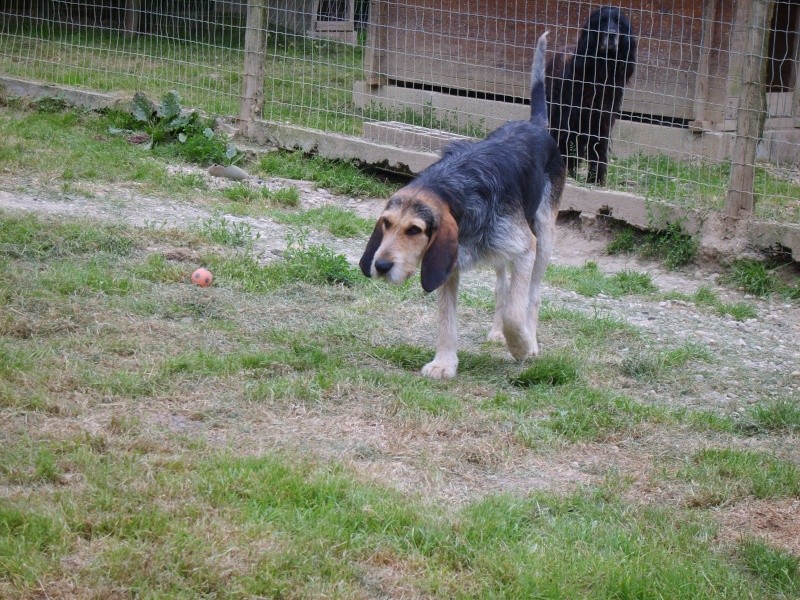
[374,259,393,275]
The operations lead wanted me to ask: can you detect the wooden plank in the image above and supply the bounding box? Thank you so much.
[370,0,707,122]
[691,0,717,129]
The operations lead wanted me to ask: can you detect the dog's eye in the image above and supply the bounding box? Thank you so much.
[382,218,392,230]
[406,225,422,236]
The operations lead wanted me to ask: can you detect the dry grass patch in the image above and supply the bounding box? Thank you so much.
[2,196,799,598]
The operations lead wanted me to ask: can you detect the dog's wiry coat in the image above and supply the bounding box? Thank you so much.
[360,32,565,379]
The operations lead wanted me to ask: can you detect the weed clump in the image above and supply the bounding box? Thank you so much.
[607,222,697,270]
[720,259,800,299]
[109,91,240,166]
[511,353,580,387]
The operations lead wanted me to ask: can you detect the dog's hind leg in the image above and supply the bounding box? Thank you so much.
[422,270,460,379]
[527,206,558,355]
[488,264,508,343]
[587,135,609,184]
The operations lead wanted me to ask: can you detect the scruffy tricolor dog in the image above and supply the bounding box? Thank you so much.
[360,32,565,379]
[546,5,636,185]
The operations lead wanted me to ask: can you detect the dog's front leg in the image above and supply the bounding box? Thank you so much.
[422,270,460,379]
[488,264,508,343]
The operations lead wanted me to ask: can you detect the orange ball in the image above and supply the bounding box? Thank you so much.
[191,267,213,287]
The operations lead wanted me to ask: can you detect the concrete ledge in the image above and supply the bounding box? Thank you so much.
[355,81,800,165]
[243,118,439,174]
[0,76,129,111]
[2,76,797,261]
[252,119,800,261]
[363,121,470,153]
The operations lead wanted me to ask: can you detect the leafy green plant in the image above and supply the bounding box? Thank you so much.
[123,91,239,165]
[31,95,72,113]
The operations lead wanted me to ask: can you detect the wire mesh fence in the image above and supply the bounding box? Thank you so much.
[1,1,798,225]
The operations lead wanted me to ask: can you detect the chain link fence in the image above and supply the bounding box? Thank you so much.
[1,1,798,227]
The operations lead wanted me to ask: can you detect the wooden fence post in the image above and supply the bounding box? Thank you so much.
[364,0,388,86]
[725,0,773,220]
[239,0,268,137]
[123,0,140,35]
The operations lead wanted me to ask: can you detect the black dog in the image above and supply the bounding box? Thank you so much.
[546,6,636,185]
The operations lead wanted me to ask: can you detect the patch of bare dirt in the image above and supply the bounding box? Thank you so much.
[715,498,800,554]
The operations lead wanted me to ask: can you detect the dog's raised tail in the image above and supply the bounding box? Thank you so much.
[530,31,549,125]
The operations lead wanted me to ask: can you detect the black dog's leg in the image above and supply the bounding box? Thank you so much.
[587,113,612,185]
[586,136,607,184]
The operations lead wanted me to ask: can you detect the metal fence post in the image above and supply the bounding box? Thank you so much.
[239,0,268,137]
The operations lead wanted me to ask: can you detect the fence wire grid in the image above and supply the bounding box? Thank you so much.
[1,1,798,225]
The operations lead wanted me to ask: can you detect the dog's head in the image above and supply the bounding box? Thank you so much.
[578,6,636,63]
[359,187,458,293]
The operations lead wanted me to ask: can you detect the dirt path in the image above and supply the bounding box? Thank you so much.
[3,167,798,410]
[3,166,800,554]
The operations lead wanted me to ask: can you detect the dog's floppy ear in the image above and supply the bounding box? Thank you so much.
[420,206,458,293]
[359,220,383,278]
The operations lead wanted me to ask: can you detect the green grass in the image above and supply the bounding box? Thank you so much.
[721,259,800,300]
[2,167,799,597]
[512,384,666,444]
[606,221,698,269]
[1,23,365,134]
[607,153,800,223]
[0,445,777,598]
[191,215,260,248]
[262,186,301,208]
[209,240,361,292]
[0,500,68,588]
[546,261,658,297]
[747,398,800,433]
[0,105,394,209]
[0,107,171,190]
[680,448,800,507]
[739,537,800,597]
[510,352,580,387]
[258,150,399,198]
[271,205,374,238]
[622,342,713,382]
[694,285,760,320]
[0,213,135,259]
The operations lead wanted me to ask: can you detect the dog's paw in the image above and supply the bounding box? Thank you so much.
[487,328,506,343]
[504,326,537,361]
[421,360,457,379]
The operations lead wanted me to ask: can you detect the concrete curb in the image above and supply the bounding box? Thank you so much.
[2,76,798,261]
